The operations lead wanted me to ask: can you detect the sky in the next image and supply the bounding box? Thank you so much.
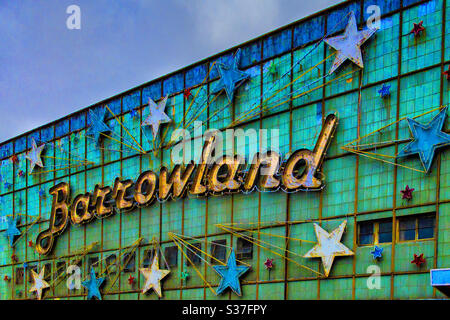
[0,0,342,142]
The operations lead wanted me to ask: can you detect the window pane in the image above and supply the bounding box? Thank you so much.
[236,237,253,260]
[164,246,178,267]
[211,239,227,263]
[186,243,202,265]
[399,218,415,241]
[418,216,435,239]
[123,252,136,272]
[378,221,392,243]
[358,222,374,245]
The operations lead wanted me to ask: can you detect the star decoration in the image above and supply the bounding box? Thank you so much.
[39,188,45,198]
[11,254,18,263]
[17,170,24,178]
[181,270,190,281]
[303,220,354,277]
[263,258,274,270]
[28,240,33,247]
[5,216,21,247]
[4,182,12,189]
[127,275,135,285]
[370,246,383,260]
[139,252,170,297]
[400,185,415,200]
[378,83,391,98]
[397,107,450,172]
[29,266,50,300]
[3,275,10,282]
[444,65,450,80]
[25,138,45,173]
[81,267,105,300]
[23,262,28,269]
[183,88,192,100]
[86,108,112,145]
[411,253,426,267]
[211,49,250,102]
[324,12,376,75]
[142,96,172,139]
[410,21,425,37]
[213,249,250,296]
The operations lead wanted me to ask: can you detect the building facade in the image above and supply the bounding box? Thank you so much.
[0,0,449,300]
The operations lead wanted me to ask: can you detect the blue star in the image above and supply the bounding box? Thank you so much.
[213,249,249,296]
[211,49,250,102]
[5,216,21,247]
[4,182,12,190]
[397,107,450,173]
[81,267,105,300]
[86,108,111,145]
[23,262,28,269]
[370,246,383,260]
[378,83,391,98]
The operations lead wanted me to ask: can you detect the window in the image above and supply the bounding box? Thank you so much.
[105,254,117,275]
[88,256,99,273]
[358,221,374,245]
[142,249,155,268]
[236,237,253,260]
[15,267,24,285]
[164,246,178,267]
[358,219,392,245]
[56,261,66,277]
[28,265,38,283]
[44,263,52,281]
[211,239,227,263]
[186,243,202,266]
[398,214,435,242]
[123,252,136,272]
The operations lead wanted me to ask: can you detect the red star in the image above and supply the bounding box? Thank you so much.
[18,170,24,177]
[410,21,425,37]
[10,155,18,164]
[443,65,450,80]
[3,275,10,281]
[183,88,192,100]
[264,258,274,270]
[127,275,135,285]
[400,185,414,200]
[411,253,426,267]
[28,240,33,247]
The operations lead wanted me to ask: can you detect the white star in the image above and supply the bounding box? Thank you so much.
[142,96,172,139]
[25,138,45,173]
[303,220,354,277]
[139,252,170,297]
[324,12,376,74]
[29,266,50,300]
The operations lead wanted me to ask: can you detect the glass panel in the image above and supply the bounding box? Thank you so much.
[211,239,227,262]
[236,237,253,260]
[186,243,202,265]
[358,222,374,245]
[399,218,416,241]
[164,246,178,267]
[418,216,435,239]
[378,220,392,243]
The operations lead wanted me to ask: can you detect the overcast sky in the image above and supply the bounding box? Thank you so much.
[0,0,342,142]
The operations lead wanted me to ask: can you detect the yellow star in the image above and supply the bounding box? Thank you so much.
[139,252,170,297]
[29,266,50,300]
[303,220,354,277]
